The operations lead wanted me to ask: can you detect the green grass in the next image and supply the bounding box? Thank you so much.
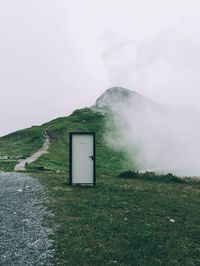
[0,107,134,172]
[118,170,186,183]
[0,161,17,172]
[32,171,200,266]
[0,126,44,158]
[0,126,44,171]
[1,105,200,265]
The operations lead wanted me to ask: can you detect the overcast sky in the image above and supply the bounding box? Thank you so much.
[0,0,200,136]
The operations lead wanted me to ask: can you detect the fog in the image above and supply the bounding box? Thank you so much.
[1,1,200,137]
[103,18,200,110]
[99,88,200,177]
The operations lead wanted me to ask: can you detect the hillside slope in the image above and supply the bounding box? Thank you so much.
[28,107,134,173]
[1,86,200,176]
[0,126,44,171]
[0,101,134,173]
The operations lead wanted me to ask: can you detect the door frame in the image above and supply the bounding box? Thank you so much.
[69,132,96,186]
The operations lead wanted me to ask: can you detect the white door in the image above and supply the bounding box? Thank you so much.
[71,133,95,185]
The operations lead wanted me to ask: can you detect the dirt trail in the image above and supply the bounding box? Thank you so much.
[15,128,50,171]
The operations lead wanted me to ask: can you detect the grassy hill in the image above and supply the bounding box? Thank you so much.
[0,106,133,173]
[0,125,44,171]
[0,88,199,265]
[0,87,146,173]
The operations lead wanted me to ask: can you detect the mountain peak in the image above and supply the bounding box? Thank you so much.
[95,87,142,108]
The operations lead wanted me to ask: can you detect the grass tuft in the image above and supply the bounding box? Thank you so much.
[119,170,186,183]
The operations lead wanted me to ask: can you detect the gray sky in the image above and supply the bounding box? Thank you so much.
[1,0,200,136]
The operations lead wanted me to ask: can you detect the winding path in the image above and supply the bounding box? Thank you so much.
[15,128,50,172]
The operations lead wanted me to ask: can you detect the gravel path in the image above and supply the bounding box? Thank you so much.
[15,128,50,171]
[0,172,54,265]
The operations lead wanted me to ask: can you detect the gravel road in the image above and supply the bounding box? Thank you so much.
[0,172,54,265]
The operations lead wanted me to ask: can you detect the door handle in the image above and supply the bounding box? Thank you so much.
[89,155,94,160]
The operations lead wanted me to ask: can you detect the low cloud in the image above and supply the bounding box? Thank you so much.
[103,19,200,110]
[101,88,200,176]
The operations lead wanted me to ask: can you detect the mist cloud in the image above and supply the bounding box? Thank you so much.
[103,88,200,176]
[103,18,200,110]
